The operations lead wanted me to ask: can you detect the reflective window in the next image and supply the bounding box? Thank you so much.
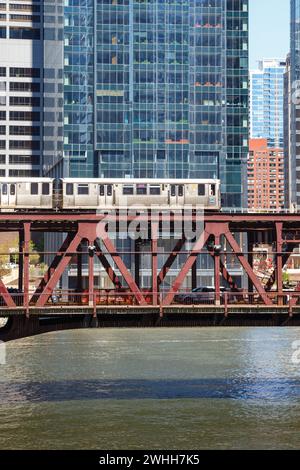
[66,183,74,195]
[136,185,147,195]
[198,184,206,196]
[77,184,89,195]
[150,186,161,195]
[42,183,50,195]
[123,186,134,195]
[31,183,38,195]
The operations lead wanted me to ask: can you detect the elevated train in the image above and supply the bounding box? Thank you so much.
[0,178,221,211]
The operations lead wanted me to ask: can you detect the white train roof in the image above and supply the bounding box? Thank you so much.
[61,178,220,184]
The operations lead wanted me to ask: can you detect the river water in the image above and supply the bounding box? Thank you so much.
[0,327,300,450]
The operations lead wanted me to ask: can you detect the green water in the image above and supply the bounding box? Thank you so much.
[0,327,300,450]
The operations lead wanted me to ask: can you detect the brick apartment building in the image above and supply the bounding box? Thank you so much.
[248,138,285,211]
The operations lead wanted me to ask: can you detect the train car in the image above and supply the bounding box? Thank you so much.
[0,178,54,211]
[60,178,221,210]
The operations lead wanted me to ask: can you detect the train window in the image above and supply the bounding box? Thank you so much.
[210,184,216,196]
[77,184,89,195]
[107,185,112,196]
[198,184,205,196]
[2,184,7,195]
[137,185,147,195]
[178,185,184,197]
[31,183,38,195]
[42,183,50,195]
[66,183,74,195]
[99,185,105,196]
[171,185,176,197]
[123,186,134,195]
[150,186,161,195]
[10,184,16,196]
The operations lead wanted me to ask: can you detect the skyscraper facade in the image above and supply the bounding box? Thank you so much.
[0,0,44,177]
[0,1,249,209]
[287,0,300,209]
[250,59,286,149]
[63,0,249,209]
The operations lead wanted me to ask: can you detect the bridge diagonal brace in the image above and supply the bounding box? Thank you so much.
[265,242,295,291]
[157,236,186,287]
[94,239,122,289]
[224,229,273,306]
[0,279,16,308]
[207,248,239,290]
[35,233,83,307]
[163,229,210,306]
[98,225,147,306]
[31,233,76,301]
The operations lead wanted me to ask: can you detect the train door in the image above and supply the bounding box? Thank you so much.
[169,184,184,206]
[209,183,216,206]
[98,184,114,207]
[9,183,16,207]
[98,184,106,207]
[0,183,8,207]
[0,183,16,208]
[170,184,177,206]
[177,184,184,206]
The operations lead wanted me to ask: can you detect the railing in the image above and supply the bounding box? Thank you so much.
[1,289,300,318]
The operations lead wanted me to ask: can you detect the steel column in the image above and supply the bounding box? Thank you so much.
[77,242,83,292]
[214,235,221,305]
[276,223,283,305]
[18,230,24,292]
[151,222,159,306]
[88,240,94,307]
[23,223,31,315]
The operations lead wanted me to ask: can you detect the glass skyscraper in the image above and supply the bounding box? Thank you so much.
[62,0,249,209]
[250,59,286,148]
[288,0,300,208]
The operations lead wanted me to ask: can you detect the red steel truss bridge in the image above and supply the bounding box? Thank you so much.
[1,211,300,340]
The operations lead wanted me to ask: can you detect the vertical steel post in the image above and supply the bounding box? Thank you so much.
[18,230,24,292]
[23,223,31,316]
[151,222,159,306]
[88,241,94,307]
[276,223,283,306]
[134,239,140,288]
[77,242,83,292]
[214,236,221,305]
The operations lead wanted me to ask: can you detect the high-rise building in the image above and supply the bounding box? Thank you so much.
[248,139,285,211]
[62,0,249,209]
[0,1,249,209]
[286,0,300,209]
[0,0,44,177]
[250,59,286,149]
[284,54,293,209]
